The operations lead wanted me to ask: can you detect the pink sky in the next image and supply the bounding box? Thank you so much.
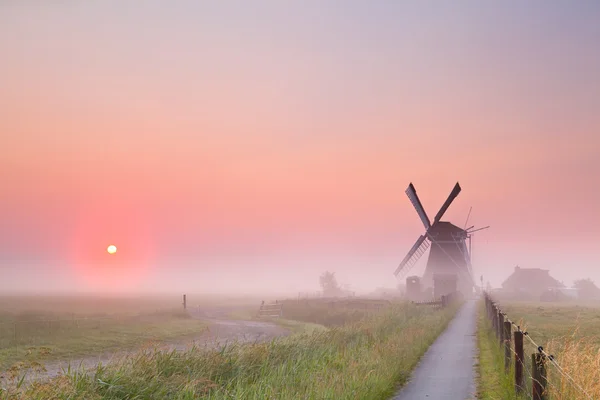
[1,2,599,294]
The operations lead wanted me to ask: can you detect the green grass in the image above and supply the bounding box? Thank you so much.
[0,310,208,370]
[272,319,328,335]
[0,293,273,371]
[278,299,383,327]
[475,301,526,400]
[224,305,328,335]
[3,302,460,399]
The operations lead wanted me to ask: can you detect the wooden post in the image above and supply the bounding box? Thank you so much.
[492,304,497,332]
[182,294,187,310]
[514,331,524,394]
[498,312,505,343]
[504,321,511,373]
[532,353,547,400]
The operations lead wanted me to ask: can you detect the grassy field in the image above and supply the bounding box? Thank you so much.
[478,299,600,399]
[499,301,600,347]
[278,298,389,327]
[0,294,261,371]
[2,302,459,399]
[0,310,208,371]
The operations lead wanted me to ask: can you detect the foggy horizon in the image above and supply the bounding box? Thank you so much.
[2,1,599,296]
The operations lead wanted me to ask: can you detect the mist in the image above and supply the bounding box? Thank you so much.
[1,1,600,298]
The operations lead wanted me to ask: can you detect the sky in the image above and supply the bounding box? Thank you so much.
[1,1,599,295]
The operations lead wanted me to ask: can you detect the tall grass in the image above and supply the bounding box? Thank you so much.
[480,300,600,399]
[544,335,600,399]
[2,303,459,400]
[280,299,378,327]
[476,301,527,399]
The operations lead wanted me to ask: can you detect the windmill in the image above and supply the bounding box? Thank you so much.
[394,182,489,300]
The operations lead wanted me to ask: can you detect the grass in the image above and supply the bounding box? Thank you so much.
[479,299,600,399]
[277,299,386,327]
[498,301,600,347]
[272,319,328,335]
[475,301,526,400]
[2,302,460,399]
[228,297,389,334]
[0,293,274,371]
[0,309,208,370]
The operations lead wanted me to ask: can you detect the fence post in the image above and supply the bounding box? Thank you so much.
[492,304,497,333]
[504,321,511,373]
[183,294,187,310]
[532,353,547,400]
[498,312,505,343]
[514,331,524,394]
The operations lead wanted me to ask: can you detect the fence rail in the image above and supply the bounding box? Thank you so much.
[258,301,283,318]
[413,292,461,309]
[483,292,593,400]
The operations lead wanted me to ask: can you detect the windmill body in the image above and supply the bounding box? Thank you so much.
[394,182,487,301]
[422,221,473,298]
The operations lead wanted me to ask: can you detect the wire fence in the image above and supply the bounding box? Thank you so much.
[483,292,595,400]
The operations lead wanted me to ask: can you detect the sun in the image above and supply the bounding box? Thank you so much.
[107,245,117,255]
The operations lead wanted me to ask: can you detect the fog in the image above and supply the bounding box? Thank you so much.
[1,2,600,298]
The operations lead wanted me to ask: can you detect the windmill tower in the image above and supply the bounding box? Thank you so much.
[394,182,489,300]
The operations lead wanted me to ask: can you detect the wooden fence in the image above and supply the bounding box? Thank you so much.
[258,301,283,318]
[413,292,461,309]
[482,292,592,400]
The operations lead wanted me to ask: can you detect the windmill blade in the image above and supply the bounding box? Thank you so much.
[433,182,462,223]
[463,206,472,229]
[406,183,431,229]
[467,225,490,234]
[394,235,430,277]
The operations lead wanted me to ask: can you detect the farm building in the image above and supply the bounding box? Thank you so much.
[501,266,564,299]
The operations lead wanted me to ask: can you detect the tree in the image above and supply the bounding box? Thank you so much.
[573,278,600,300]
[319,271,341,297]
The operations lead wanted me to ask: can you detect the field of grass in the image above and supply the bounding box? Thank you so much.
[478,299,600,399]
[499,301,600,347]
[0,294,260,371]
[2,302,460,399]
[0,309,208,371]
[278,298,388,327]
[227,297,392,333]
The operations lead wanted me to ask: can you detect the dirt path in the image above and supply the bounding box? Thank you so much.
[391,298,478,400]
[1,309,289,385]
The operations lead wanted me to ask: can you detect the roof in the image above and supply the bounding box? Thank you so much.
[501,266,564,289]
[428,221,466,240]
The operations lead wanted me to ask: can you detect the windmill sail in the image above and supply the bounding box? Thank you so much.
[394,235,430,277]
[406,183,431,229]
[433,182,461,223]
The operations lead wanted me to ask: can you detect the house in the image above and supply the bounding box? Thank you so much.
[501,266,564,299]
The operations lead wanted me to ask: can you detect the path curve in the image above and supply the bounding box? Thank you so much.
[1,308,288,385]
[391,298,478,400]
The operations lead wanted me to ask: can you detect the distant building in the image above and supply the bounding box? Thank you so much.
[501,266,564,298]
